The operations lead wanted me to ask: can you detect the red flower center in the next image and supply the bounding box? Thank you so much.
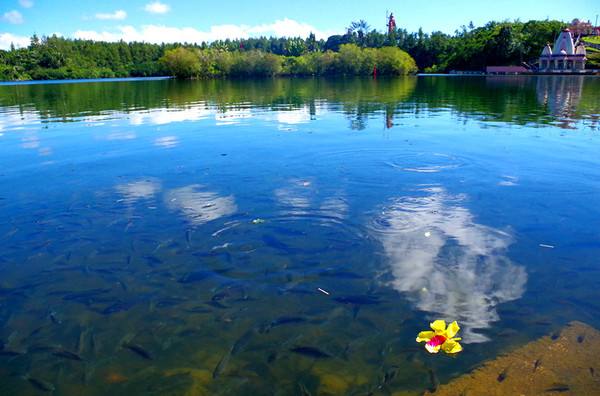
[426,335,447,348]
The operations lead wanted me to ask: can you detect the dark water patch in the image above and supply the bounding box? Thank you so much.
[290,346,332,359]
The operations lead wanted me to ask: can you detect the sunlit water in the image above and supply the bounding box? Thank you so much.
[0,76,599,395]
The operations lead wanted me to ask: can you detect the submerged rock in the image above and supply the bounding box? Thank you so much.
[425,321,600,395]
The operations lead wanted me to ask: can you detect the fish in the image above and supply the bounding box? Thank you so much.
[143,255,163,266]
[262,235,293,251]
[24,375,55,392]
[544,384,570,392]
[319,270,364,279]
[122,342,152,360]
[48,311,62,324]
[28,344,58,353]
[428,369,439,393]
[184,306,212,314]
[290,346,331,359]
[277,286,314,295]
[534,359,542,371]
[77,327,93,355]
[207,301,230,309]
[178,269,230,283]
[155,297,188,308]
[271,316,307,327]
[380,366,399,386]
[52,348,83,361]
[232,329,256,355]
[267,351,278,363]
[333,295,381,305]
[211,292,230,301]
[89,331,98,356]
[101,300,136,315]
[62,288,112,303]
[0,349,24,356]
[259,316,307,332]
[213,347,233,379]
[497,367,508,382]
[298,382,312,396]
[577,335,585,343]
[271,226,307,237]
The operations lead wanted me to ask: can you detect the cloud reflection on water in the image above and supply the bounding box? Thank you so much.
[154,136,179,148]
[274,179,348,220]
[130,107,212,125]
[115,180,162,203]
[372,186,526,343]
[165,184,237,225]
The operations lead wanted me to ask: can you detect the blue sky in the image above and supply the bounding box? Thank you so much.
[1,0,598,49]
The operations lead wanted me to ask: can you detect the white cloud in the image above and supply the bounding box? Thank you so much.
[154,135,178,148]
[372,187,527,343]
[0,32,29,49]
[2,10,24,24]
[165,185,237,225]
[145,1,170,14]
[130,107,212,125]
[248,18,329,38]
[116,180,161,203]
[95,10,127,21]
[19,0,34,8]
[73,19,338,44]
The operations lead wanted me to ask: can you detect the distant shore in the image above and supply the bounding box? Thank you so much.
[4,19,599,82]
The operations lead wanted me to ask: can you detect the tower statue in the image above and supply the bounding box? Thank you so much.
[387,13,397,34]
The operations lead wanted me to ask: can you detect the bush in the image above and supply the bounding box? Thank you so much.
[376,46,418,75]
[159,45,417,79]
[160,47,201,79]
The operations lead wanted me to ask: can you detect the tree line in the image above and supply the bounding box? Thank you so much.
[159,45,417,78]
[0,19,574,81]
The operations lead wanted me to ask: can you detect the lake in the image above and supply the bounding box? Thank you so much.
[0,76,599,395]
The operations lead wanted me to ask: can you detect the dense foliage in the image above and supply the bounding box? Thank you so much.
[159,45,417,78]
[0,19,591,81]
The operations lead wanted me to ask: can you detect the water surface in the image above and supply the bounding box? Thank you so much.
[0,76,599,395]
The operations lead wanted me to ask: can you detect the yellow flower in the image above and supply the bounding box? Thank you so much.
[416,320,463,354]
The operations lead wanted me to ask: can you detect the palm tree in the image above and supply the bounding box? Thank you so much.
[347,20,371,46]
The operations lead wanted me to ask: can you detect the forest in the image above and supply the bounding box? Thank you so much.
[1,19,595,81]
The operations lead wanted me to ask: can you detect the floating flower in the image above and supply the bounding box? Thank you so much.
[416,320,463,354]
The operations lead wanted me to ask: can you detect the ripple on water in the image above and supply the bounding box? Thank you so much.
[287,149,469,191]
[385,152,464,173]
[367,186,527,344]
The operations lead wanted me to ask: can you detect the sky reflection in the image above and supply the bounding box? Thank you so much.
[130,107,211,125]
[116,179,162,203]
[165,184,237,225]
[373,187,527,343]
[274,179,348,221]
[154,136,179,148]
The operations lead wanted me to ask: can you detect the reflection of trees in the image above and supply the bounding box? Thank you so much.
[372,187,527,343]
[0,78,417,128]
[0,79,174,121]
[0,76,598,129]
[411,76,599,129]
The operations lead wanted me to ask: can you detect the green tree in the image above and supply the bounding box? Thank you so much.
[160,47,201,79]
